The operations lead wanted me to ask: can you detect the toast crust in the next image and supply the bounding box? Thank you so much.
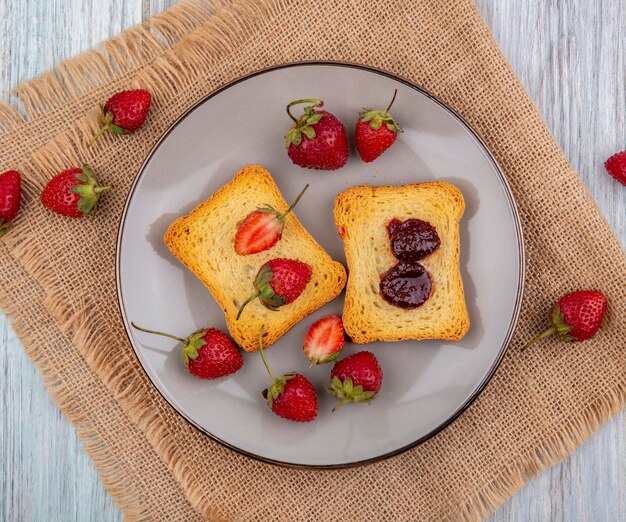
[334,182,469,344]
[164,165,347,351]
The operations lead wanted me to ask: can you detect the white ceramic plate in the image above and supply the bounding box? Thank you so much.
[116,63,524,468]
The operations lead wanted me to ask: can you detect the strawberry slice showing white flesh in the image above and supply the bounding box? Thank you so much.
[234,210,284,255]
[234,184,309,256]
[303,315,345,366]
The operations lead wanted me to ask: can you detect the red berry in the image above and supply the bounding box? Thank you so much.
[285,100,348,170]
[0,170,21,237]
[259,327,318,422]
[186,328,244,379]
[604,151,626,186]
[303,315,345,365]
[131,323,243,379]
[90,89,151,144]
[40,165,111,218]
[355,90,402,163]
[524,290,608,350]
[557,291,608,341]
[327,351,383,411]
[268,374,318,422]
[234,184,309,255]
[237,258,312,319]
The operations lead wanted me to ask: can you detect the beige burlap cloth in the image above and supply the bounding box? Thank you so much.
[1,0,624,520]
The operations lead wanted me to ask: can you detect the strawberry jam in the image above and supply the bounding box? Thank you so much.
[379,262,432,309]
[387,218,440,263]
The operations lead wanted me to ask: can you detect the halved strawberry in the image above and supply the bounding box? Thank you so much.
[303,315,344,366]
[234,184,309,255]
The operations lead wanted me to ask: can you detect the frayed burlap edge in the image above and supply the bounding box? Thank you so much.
[0,288,155,521]
[449,383,626,521]
[0,1,213,132]
[0,0,624,520]
[0,1,305,520]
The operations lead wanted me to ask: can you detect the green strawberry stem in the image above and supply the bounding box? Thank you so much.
[286,98,323,123]
[280,184,309,219]
[259,184,309,220]
[88,105,124,146]
[236,291,261,320]
[385,89,398,113]
[523,304,573,351]
[131,322,187,344]
[88,125,108,146]
[522,327,557,351]
[258,326,276,382]
[332,398,351,413]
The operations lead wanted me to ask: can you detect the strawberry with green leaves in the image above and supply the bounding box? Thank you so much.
[355,90,402,163]
[40,165,111,218]
[236,258,312,319]
[303,315,344,366]
[258,327,318,422]
[285,99,349,170]
[326,351,383,411]
[524,290,608,350]
[234,184,309,255]
[0,170,21,237]
[131,322,243,379]
[90,89,152,144]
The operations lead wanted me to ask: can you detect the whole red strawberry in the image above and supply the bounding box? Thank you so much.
[604,150,626,186]
[41,165,111,218]
[236,258,312,319]
[0,170,21,237]
[303,315,345,366]
[326,351,383,411]
[234,184,308,255]
[131,322,243,379]
[524,290,608,350]
[258,327,318,422]
[355,90,402,163]
[90,89,152,144]
[285,99,348,170]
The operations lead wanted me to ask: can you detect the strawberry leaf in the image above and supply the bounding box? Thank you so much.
[360,108,402,133]
[0,220,11,238]
[185,330,207,360]
[285,105,323,148]
[76,195,97,216]
[286,128,302,148]
[301,126,316,139]
[369,116,383,130]
[306,113,323,125]
[326,376,378,407]
[263,373,296,407]
[110,124,125,135]
[260,293,287,310]
[254,264,274,287]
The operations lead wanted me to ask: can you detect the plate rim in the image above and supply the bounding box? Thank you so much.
[115,60,526,469]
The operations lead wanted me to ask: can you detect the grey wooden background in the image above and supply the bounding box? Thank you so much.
[1,1,624,520]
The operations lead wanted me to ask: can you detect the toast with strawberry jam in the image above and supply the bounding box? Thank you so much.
[164,165,347,351]
[334,182,469,344]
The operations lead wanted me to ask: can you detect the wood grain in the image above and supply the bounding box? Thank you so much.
[476,2,626,518]
[0,1,624,521]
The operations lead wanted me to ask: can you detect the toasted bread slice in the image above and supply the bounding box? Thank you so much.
[334,182,469,344]
[164,165,347,352]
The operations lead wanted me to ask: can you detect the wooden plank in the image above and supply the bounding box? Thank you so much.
[475,1,626,520]
[0,0,624,521]
[147,0,179,16]
[0,2,141,521]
